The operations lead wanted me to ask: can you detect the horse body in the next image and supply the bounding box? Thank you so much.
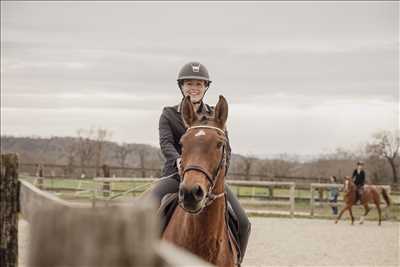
[162,95,238,267]
[335,176,391,225]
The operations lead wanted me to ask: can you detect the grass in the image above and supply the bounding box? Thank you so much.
[19,176,400,221]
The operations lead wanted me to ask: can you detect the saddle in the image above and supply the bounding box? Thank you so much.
[158,192,241,263]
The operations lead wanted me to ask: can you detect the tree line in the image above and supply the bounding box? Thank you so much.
[1,129,398,185]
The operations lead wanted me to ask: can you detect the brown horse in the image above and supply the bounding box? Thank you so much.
[335,176,391,225]
[162,95,238,267]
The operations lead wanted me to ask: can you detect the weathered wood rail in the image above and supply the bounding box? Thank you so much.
[1,153,214,267]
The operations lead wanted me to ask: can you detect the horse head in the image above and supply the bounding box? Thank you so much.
[343,176,354,193]
[178,95,228,214]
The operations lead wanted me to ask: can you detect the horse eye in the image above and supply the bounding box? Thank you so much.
[216,142,223,149]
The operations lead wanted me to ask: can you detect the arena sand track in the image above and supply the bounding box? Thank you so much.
[19,217,398,267]
[243,217,399,267]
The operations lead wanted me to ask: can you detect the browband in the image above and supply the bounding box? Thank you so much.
[187,125,225,136]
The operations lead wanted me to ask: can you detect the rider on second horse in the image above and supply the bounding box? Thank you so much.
[352,161,366,203]
[149,62,251,264]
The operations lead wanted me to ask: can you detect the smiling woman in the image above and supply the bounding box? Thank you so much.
[177,62,211,105]
[180,80,207,104]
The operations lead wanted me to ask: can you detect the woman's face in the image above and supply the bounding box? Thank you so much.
[181,79,207,103]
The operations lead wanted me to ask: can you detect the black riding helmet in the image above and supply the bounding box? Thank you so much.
[177,62,212,101]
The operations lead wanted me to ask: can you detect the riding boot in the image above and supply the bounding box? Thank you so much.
[238,222,251,264]
[225,185,252,264]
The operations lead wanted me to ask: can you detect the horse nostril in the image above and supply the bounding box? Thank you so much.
[192,185,204,201]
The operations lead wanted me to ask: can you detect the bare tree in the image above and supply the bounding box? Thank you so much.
[62,137,78,178]
[76,128,96,176]
[270,154,293,178]
[93,128,112,177]
[114,143,134,176]
[365,155,388,184]
[258,159,271,177]
[136,145,148,177]
[241,155,257,180]
[37,137,52,164]
[367,130,400,184]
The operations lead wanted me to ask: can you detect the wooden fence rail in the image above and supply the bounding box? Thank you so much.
[93,177,297,217]
[1,154,214,267]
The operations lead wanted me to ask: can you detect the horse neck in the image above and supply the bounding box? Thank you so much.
[345,182,356,198]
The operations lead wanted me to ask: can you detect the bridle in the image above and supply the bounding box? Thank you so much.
[178,125,227,214]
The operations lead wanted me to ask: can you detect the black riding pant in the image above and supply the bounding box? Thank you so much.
[149,173,251,260]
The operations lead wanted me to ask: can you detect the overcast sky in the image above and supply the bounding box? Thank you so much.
[1,1,398,156]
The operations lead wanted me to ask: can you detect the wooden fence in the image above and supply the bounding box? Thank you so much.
[1,154,213,267]
[93,177,297,217]
[19,162,400,192]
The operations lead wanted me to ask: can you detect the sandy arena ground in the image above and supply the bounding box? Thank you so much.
[243,217,399,267]
[19,217,399,267]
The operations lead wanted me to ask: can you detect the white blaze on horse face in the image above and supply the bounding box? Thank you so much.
[195,130,206,137]
[345,180,349,192]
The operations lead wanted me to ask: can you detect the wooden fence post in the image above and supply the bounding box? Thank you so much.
[36,177,44,190]
[103,181,111,197]
[268,186,274,199]
[318,188,323,207]
[289,184,295,218]
[0,153,19,267]
[310,185,314,217]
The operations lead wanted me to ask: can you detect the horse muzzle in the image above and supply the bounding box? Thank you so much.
[178,184,206,213]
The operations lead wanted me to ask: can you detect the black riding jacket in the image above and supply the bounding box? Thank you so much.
[352,169,366,187]
[159,101,232,177]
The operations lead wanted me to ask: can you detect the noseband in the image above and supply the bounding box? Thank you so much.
[179,125,227,214]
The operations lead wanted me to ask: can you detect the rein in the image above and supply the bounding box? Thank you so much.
[179,125,227,214]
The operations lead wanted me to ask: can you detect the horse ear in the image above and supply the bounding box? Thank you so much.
[181,96,197,127]
[214,95,228,129]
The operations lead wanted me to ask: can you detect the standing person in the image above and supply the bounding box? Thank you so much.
[328,176,339,215]
[148,62,251,264]
[35,163,44,177]
[352,161,366,204]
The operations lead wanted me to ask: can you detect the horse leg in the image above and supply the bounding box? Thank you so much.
[335,206,348,224]
[376,203,382,226]
[359,203,369,224]
[348,207,354,225]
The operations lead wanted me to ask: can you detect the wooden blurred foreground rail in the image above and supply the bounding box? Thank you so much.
[0,153,213,267]
[0,153,19,267]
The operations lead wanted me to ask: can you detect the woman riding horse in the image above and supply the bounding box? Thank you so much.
[335,176,390,225]
[164,95,238,266]
[148,62,251,264]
